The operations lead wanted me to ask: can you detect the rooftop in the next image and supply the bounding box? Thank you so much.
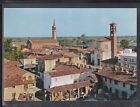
[97,37,111,42]
[47,81,92,93]
[101,57,118,64]
[4,60,35,88]
[47,63,90,77]
[118,49,137,57]
[95,68,137,85]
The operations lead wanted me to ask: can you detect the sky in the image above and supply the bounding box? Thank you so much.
[4,8,137,37]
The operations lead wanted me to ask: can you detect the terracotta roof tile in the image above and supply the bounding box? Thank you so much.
[48,63,90,77]
[37,54,63,60]
[95,68,137,85]
[97,37,111,42]
[47,81,92,93]
[27,39,59,49]
[4,60,36,88]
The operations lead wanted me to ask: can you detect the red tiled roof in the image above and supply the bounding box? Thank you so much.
[27,55,39,59]
[27,39,59,49]
[30,49,49,54]
[97,37,111,42]
[37,54,63,60]
[95,68,137,85]
[47,81,92,93]
[48,63,90,77]
[4,60,36,88]
[58,51,78,58]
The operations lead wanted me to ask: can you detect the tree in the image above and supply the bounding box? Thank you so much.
[120,39,129,48]
[4,38,23,60]
[81,34,86,38]
[4,38,13,52]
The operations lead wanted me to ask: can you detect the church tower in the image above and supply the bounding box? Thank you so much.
[52,20,57,40]
[110,22,117,58]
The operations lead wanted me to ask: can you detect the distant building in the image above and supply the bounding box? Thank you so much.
[89,23,118,66]
[95,68,137,99]
[25,21,59,50]
[4,60,38,101]
[52,20,57,40]
[118,49,137,71]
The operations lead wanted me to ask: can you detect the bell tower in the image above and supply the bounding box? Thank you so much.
[52,20,57,40]
[110,22,117,58]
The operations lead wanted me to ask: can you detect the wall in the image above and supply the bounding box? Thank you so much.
[4,82,36,101]
[97,41,111,52]
[59,57,69,63]
[4,85,24,101]
[102,77,136,99]
[50,73,80,88]
[20,58,36,66]
[102,51,111,60]
[118,54,137,70]
[45,59,56,72]
[44,73,51,89]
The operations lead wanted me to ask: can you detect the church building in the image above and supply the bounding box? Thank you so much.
[26,20,59,50]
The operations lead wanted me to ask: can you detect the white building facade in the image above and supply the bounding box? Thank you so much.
[102,77,136,99]
[118,49,137,70]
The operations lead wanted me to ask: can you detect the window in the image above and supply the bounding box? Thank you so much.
[28,75,32,80]
[123,83,126,87]
[110,88,112,93]
[124,58,127,61]
[130,59,135,63]
[115,89,119,95]
[109,79,112,83]
[130,85,134,90]
[104,77,107,82]
[114,80,118,85]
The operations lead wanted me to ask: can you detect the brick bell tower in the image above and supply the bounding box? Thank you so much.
[52,20,57,40]
[110,22,117,58]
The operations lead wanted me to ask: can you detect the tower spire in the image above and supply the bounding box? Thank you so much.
[52,20,57,40]
[53,19,55,26]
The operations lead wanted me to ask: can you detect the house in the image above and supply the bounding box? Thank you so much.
[118,49,137,71]
[101,57,118,68]
[36,51,86,79]
[46,81,93,101]
[43,63,97,101]
[4,60,38,101]
[95,68,137,99]
[20,55,38,69]
[43,63,94,89]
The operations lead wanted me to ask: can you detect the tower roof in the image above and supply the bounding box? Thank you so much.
[110,22,117,25]
[53,19,55,26]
